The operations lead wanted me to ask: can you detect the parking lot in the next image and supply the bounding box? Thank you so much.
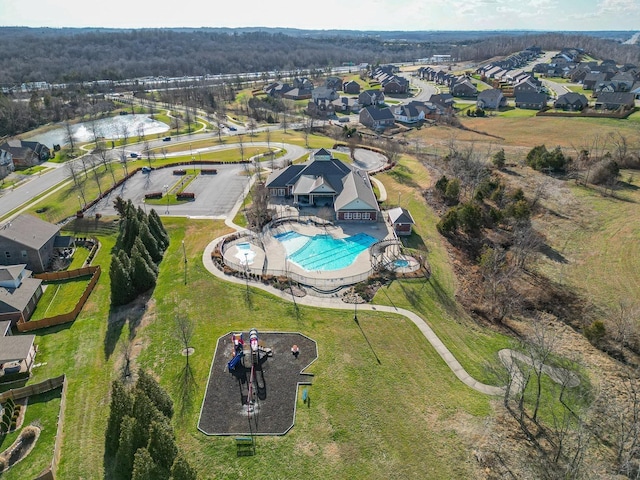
[87,164,247,218]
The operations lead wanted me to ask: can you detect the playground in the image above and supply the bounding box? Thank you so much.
[197,331,317,436]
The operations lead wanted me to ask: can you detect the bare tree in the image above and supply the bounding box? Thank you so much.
[89,155,103,197]
[526,315,558,423]
[64,121,76,156]
[119,124,130,176]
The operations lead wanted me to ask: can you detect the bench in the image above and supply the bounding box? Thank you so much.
[235,436,255,456]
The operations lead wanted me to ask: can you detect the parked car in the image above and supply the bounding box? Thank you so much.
[163,136,171,141]
[130,152,139,158]
[228,126,237,131]
[141,166,151,173]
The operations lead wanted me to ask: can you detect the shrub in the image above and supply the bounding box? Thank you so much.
[585,320,606,345]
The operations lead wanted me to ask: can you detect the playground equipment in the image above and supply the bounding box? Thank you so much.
[227,333,245,371]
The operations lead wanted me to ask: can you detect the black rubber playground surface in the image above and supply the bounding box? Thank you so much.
[198,331,317,435]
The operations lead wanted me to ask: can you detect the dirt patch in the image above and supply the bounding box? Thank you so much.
[0,425,41,474]
[198,332,317,435]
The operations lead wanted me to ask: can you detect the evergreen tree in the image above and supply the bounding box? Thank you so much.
[134,237,158,274]
[492,148,506,169]
[115,416,137,480]
[148,420,178,471]
[120,214,141,253]
[170,454,197,480]
[139,221,162,263]
[131,448,159,480]
[131,245,157,294]
[132,390,165,448]
[137,370,174,419]
[106,380,133,456]
[114,196,128,217]
[148,209,170,251]
[110,252,135,306]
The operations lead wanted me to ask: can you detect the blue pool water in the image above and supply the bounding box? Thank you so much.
[275,231,377,271]
[393,259,409,268]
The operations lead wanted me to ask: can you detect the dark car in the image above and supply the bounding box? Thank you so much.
[163,136,171,141]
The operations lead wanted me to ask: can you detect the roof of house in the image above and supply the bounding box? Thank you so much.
[555,92,588,105]
[0,214,61,250]
[388,207,415,225]
[0,276,42,314]
[0,264,26,283]
[0,334,36,363]
[477,89,504,102]
[362,106,395,121]
[334,170,379,212]
[515,92,548,104]
[0,320,11,336]
[595,91,636,105]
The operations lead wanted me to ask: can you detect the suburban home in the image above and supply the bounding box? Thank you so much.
[476,89,507,110]
[283,88,313,101]
[631,82,640,100]
[610,72,636,92]
[381,76,409,94]
[0,149,14,180]
[325,76,343,91]
[514,92,548,110]
[428,93,455,111]
[583,72,610,90]
[450,78,477,97]
[554,92,589,111]
[405,100,444,119]
[358,89,385,106]
[266,148,380,222]
[0,320,36,379]
[306,99,335,119]
[0,264,43,326]
[312,86,339,103]
[0,214,74,273]
[293,77,314,90]
[594,92,636,111]
[343,80,361,95]
[513,76,542,95]
[359,106,396,130]
[264,82,292,98]
[331,96,360,113]
[392,104,424,123]
[387,207,415,236]
[0,139,51,168]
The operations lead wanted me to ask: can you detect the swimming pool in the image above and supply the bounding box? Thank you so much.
[275,231,377,271]
[234,242,256,265]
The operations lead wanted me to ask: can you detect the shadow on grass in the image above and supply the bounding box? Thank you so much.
[104,291,153,360]
[401,232,427,251]
[386,164,420,189]
[539,243,568,264]
[353,314,381,365]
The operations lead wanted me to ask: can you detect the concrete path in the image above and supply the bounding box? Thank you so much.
[201,236,505,396]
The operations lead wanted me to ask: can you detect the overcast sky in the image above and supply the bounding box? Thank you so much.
[1,0,639,31]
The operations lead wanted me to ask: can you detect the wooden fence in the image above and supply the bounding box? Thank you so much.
[0,375,68,480]
[16,266,101,332]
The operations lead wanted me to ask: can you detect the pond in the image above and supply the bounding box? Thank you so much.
[24,114,169,148]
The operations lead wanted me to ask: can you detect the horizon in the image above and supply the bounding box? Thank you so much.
[1,0,640,32]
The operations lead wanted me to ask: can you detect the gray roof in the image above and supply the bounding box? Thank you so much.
[0,214,60,250]
[362,106,395,121]
[388,207,415,225]
[477,89,504,102]
[0,320,10,336]
[334,170,379,212]
[0,276,42,314]
[515,92,548,104]
[0,334,35,363]
[0,264,25,283]
[555,92,588,106]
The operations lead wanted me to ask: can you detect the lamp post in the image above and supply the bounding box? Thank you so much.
[163,184,169,214]
[244,252,250,298]
[77,195,82,212]
[182,240,187,285]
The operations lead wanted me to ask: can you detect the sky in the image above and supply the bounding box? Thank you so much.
[0,0,639,31]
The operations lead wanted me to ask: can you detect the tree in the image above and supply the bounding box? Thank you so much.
[134,237,158,274]
[137,370,174,420]
[456,202,483,234]
[492,148,506,170]
[110,252,135,306]
[148,420,177,472]
[170,454,197,480]
[64,121,76,155]
[139,221,162,263]
[131,447,159,480]
[148,210,169,251]
[115,416,138,480]
[131,244,157,294]
[106,380,132,456]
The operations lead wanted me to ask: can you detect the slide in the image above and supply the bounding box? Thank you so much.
[227,352,243,371]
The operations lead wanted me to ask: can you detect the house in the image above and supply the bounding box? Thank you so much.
[359,106,396,130]
[0,140,51,168]
[583,72,609,90]
[266,149,380,222]
[387,207,415,236]
[358,89,385,106]
[392,104,424,123]
[0,264,43,326]
[406,100,444,119]
[331,96,360,113]
[0,149,14,180]
[610,72,636,92]
[514,92,548,110]
[283,88,313,100]
[428,93,455,110]
[343,80,361,95]
[631,82,640,100]
[513,76,542,95]
[265,82,292,98]
[476,89,507,110]
[293,77,314,90]
[594,92,636,110]
[554,92,589,111]
[450,77,477,97]
[0,214,74,273]
[381,76,409,94]
[325,76,343,91]
[0,320,36,379]
[306,99,335,119]
[312,87,339,103]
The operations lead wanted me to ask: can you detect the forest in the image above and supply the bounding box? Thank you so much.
[0,28,638,86]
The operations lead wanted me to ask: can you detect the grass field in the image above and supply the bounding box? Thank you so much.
[30,275,92,320]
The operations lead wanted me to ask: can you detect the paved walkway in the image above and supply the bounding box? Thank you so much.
[202,236,506,396]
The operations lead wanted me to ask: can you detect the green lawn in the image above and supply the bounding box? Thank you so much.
[496,107,539,118]
[30,275,92,320]
[0,387,62,480]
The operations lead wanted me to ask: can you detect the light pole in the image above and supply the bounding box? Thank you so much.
[182,240,187,285]
[77,195,82,212]
[163,184,169,214]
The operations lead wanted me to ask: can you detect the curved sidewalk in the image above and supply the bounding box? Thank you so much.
[202,238,505,396]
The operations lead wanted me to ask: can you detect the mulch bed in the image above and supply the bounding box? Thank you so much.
[198,332,317,436]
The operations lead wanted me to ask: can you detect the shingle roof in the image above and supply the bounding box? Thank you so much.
[334,170,379,212]
[0,276,42,314]
[0,264,25,283]
[363,106,395,121]
[0,334,35,363]
[388,207,415,225]
[0,214,60,250]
